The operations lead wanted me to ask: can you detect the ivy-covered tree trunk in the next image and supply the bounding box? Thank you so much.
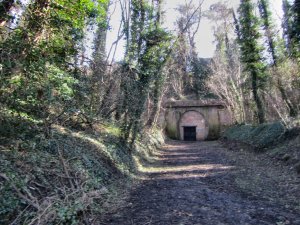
[238,0,266,124]
[145,0,165,128]
[92,3,110,116]
[252,71,265,123]
[258,0,277,62]
[259,0,298,117]
[282,0,293,54]
[146,76,164,127]
[118,0,171,143]
[293,0,300,47]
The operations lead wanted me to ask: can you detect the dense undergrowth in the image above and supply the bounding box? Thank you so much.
[0,116,164,225]
[223,121,300,174]
[223,122,286,149]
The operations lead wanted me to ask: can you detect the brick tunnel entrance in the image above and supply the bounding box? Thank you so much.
[164,100,232,141]
[179,111,208,141]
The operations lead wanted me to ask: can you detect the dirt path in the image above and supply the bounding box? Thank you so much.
[103,141,300,225]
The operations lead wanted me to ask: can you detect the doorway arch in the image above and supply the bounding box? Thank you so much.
[179,111,209,141]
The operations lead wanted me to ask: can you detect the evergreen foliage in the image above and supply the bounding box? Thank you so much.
[237,0,267,124]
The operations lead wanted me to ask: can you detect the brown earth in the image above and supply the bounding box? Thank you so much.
[102,141,300,225]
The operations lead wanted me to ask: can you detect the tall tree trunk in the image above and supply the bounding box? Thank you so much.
[293,0,300,45]
[277,79,298,117]
[252,72,265,123]
[145,0,164,127]
[259,0,298,117]
[146,79,161,127]
[98,82,114,117]
[232,10,241,42]
[91,24,108,112]
[282,0,293,53]
[238,0,267,123]
[137,0,145,61]
[156,0,162,28]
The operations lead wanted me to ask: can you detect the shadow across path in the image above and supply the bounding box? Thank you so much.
[103,140,300,225]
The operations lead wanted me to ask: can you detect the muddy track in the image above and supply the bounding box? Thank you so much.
[103,141,300,225]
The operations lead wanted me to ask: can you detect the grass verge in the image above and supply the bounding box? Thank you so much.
[222,122,300,174]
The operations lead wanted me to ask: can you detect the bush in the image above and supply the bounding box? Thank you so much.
[223,122,286,149]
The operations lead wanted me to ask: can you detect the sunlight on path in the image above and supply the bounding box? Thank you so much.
[104,140,300,225]
[134,141,235,180]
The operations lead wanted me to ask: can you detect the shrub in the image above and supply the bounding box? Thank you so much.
[223,122,286,149]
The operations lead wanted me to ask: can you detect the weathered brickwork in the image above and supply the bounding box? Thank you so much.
[179,111,208,141]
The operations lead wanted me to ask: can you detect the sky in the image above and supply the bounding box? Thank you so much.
[106,0,284,61]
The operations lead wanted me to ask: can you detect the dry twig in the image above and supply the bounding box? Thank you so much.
[0,173,39,210]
